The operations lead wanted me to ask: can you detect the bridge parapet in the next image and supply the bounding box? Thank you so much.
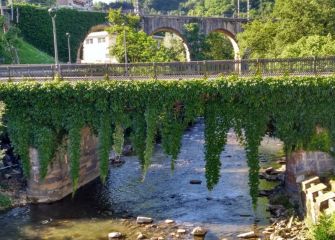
[142,15,247,36]
[27,127,100,203]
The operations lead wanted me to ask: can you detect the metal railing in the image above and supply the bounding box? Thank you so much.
[0,56,335,81]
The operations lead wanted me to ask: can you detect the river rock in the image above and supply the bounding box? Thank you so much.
[108,232,123,239]
[165,219,174,224]
[177,229,186,234]
[190,180,202,184]
[264,167,274,174]
[4,173,11,179]
[137,233,146,240]
[192,226,207,236]
[137,216,153,224]
[237,231,257,238]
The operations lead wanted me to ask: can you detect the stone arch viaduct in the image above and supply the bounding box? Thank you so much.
[141,15,247,60]
[77,15,248,62]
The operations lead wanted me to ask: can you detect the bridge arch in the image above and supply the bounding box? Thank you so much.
[209,29,240,60]
[76,24,110,63]
[150,27,191,62]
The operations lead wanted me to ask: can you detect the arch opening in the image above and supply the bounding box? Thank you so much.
[76,24,113,64]
[150,27,191,62]
[210,29,240,61]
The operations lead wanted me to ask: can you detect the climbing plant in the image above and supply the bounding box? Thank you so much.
[1,76,335,200]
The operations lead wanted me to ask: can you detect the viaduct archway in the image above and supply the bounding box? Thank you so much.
[142,15,247,60]
[76,15,248,63]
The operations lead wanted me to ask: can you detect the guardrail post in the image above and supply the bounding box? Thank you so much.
[7,66,11,81]
[153,62,157,80]
[313,56,317,75]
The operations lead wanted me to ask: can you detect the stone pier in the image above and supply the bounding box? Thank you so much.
[285,151,335,195]
[27,127,100,203]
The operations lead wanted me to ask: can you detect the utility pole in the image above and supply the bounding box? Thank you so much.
[237,0,240,18]
[247,0,250,20]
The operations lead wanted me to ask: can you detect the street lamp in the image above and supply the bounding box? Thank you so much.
[48,7,59,66]
[122,24,128,75]
[66,32,71,64]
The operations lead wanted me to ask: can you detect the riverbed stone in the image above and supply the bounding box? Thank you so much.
[137,233,146,240]
[164,219,174,224]
[237,231,257,238]
[108,232,123,239]
[137,216,153,224]
[190,180,202,184]
[177,229,186,234]
[191,226,207,236]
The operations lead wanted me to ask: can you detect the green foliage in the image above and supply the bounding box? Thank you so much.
[34,127,57,179]
[183,23,206,60]
[108,9,183,63]
[204,100,229,190]
[312,213,335,240]
[16,38,54,64]
[98,113,112,182]
[307,130,332,153]
[203,32,234,60]
[15,4,106,63]
[0,193,11,209]
[113,123,124,156]
[2,76,335,197]
[280,35,335,58]
[68,124,82,192]
[238,0,335,58]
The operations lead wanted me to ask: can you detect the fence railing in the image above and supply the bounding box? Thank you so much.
[0,56,335,81]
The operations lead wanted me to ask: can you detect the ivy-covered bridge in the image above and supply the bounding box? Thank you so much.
[1,76,335,203]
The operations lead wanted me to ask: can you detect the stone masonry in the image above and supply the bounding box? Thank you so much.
[301,176,335,223]
[27,127,100,203]
[285,151,335,195]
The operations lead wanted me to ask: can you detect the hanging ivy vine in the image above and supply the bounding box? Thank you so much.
[1,76,335,200]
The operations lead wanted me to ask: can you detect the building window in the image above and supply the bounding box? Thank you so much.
[86,38,93,44]
[98,37,106,43]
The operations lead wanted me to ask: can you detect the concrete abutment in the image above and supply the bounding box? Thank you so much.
[27,127,100,203]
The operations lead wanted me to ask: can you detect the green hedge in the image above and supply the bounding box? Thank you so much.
[1,76,335,205]
[15,4,107,63]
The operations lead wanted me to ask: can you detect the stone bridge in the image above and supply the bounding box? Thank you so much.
[78,15,248,62]
[142,15,247,60]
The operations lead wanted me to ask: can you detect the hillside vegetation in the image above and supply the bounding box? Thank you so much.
[17,39,54,64]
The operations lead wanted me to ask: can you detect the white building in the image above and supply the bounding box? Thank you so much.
[81,31,118,64]
[57,0,93,10]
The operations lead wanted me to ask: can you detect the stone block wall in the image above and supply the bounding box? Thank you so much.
[301,177,335,224]
[27,127,100,203]
[285,151,335,195]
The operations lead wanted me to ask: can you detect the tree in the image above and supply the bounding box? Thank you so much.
[108,9,184,63]
[280,35,335,58]
[203,32,234,60]
[238,0,335,58]
[0,16,20,63]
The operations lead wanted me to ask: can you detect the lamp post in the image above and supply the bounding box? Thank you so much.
[48,7,58,66]
[247,0,250,20]
[237,0,240,18]
[66,32,71,64]
[123,25,128,75]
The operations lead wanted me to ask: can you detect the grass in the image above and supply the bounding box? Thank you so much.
[0,193,11,209]
[311,214,335,240]
[16,38,54,64]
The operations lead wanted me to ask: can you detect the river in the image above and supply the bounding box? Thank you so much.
[0,120,283,240]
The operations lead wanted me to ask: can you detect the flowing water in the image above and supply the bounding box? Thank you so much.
[0,121,284,240]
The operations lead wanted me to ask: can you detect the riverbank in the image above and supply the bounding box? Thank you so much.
[0,166,27,211]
